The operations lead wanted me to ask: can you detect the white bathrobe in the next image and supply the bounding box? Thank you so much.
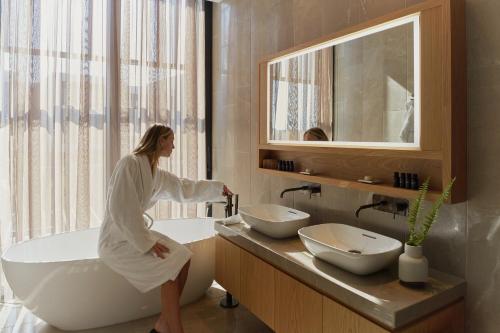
[98,154,224,293]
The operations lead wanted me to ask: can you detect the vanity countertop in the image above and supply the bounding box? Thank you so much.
[215,221,466,330]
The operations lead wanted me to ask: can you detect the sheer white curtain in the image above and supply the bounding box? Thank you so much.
[0,0,206,301]
[0,0,109,301]
[119,0,207,219]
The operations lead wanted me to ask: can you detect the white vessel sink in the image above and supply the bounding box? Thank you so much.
[298,223,402,275]
[238,204,310,238]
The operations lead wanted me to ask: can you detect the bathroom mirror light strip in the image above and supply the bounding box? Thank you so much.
[265,13,421,149]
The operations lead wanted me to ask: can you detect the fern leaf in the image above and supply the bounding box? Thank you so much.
[414,177,456,246]
[406,178,429,245]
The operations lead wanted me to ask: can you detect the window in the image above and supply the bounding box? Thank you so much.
[0,0,207,300]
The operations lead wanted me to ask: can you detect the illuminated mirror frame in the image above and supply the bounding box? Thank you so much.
[266,13,421,149]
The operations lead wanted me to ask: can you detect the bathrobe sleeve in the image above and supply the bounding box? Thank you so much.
[155,169,225,203]
[107,157,157,254]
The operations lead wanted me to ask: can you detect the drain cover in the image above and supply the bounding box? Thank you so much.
[348,249,362,254]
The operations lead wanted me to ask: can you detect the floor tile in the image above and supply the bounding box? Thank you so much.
[0,284,273,333]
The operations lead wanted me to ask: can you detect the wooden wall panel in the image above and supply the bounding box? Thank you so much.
[259,62,268,145]
[264,150,443,191]
[446,0,467,203]
[419,6,445,152]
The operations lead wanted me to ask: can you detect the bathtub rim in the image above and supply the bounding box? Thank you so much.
[1,217,216,265]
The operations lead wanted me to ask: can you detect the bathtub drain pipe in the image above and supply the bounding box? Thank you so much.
[219,194,240,309]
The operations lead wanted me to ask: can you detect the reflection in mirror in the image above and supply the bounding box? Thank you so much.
[268,16,419,147]
[334,22,414,143]
[269,48,333,141]
[304,127,329,141]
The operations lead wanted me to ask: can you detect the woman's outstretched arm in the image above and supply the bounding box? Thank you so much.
[155,169,227,203]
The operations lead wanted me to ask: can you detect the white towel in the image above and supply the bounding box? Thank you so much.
[399,99,414,143]
[216,214,243,226]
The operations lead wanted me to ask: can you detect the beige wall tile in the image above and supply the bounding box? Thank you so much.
[292,0,325,44]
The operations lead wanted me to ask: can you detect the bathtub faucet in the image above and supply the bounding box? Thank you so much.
[205,194,239,218]
[206,194,240,309]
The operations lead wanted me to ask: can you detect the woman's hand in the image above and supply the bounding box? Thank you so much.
[223,185,233,197]
[151,241,170,259]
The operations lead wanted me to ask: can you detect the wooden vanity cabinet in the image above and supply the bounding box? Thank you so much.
[215,236,464,333]
[240,250,275,329]
[215,235,241,298]
[215,235,275,328]
[275,269,323,333]
[323,296,388,333]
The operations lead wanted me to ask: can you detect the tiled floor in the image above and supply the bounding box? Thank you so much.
[0,284,273,333]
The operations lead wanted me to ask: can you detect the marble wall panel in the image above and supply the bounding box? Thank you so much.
[465,1,500,331]
[248,0,294,206]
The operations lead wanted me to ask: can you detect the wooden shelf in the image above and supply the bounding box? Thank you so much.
[258,144,443,161]
[258,168,442,201]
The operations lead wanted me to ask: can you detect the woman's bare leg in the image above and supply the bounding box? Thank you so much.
[154,261,191,333]
[178,260,191,295]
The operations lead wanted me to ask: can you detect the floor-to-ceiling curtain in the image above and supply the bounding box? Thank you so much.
[119,0,206,219]
[0,0,206,302]
[0,0,109,301]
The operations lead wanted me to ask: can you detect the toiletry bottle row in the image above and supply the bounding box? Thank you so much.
[278,160,294,172]
[393,172,419,190]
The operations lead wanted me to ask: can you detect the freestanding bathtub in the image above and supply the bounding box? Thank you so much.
[0,218,216,331]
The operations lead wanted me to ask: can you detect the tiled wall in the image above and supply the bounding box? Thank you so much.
[212,1,500,332]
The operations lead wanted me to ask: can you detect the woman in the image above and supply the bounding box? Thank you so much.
[303,127,329,141]
[98,124,231,333]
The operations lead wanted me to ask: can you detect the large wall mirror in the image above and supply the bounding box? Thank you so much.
[267,15,420,148]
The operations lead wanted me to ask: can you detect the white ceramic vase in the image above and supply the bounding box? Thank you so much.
[398,243,428,286]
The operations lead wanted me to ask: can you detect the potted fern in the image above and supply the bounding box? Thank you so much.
[399,177,455,287]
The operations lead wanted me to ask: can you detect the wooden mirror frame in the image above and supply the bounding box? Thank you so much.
[257,0,466,203]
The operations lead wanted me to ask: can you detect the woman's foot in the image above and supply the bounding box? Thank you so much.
[154,315,170,333]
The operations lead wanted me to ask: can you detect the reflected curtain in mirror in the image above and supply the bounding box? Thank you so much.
[267,16,418,146]
[269,48,333,141]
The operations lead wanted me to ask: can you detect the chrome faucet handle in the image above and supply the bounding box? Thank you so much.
[206,193,239,217]
[234,194,239,215]
[307,184,321,198]
[226,195,233,218]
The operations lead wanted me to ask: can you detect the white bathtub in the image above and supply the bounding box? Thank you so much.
[1,218,216,331]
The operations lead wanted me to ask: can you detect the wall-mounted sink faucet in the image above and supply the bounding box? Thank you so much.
[355,194,409,219]
[355,200,388,218]
[280,183,321,198]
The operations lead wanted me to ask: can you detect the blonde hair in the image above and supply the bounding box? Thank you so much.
[303,127,329,141]
[133,124,174,170]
